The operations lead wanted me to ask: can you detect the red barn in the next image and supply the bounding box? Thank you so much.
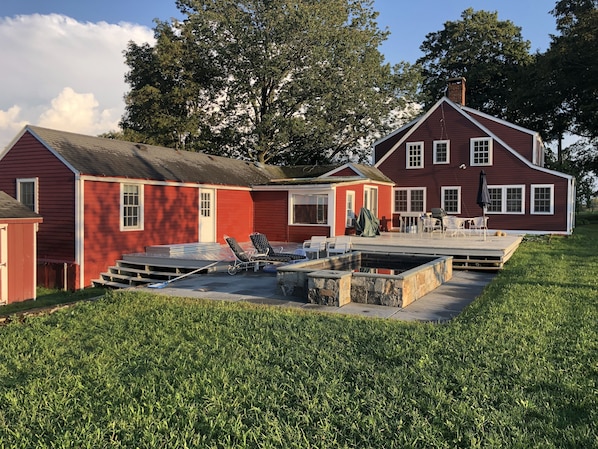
[374,78,575,234]
[0,191,43,304]
[0,126,392,290]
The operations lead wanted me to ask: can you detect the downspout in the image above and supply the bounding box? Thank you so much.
[75,174,85,289]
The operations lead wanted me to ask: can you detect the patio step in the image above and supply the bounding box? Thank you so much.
[92,259,218,289]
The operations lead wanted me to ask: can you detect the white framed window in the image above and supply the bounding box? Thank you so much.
[487,185,525,214]
[17,178,38,212]
[441,186,461,214]
[406,142,424,169]
[433,140,450,164]
[120,183,144,231]
[531,184,554,214]
[470,138,492,166]
[290,192,330,225]
[393,188,426,213]
[346,190,356,227]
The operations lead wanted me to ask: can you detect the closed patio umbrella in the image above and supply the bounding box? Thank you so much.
[476,170,491,240]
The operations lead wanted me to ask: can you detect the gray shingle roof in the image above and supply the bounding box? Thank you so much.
[27,126,273,187]
[26,126,393,187]
[0,191,42,219]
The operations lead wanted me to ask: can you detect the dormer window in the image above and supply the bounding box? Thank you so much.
[470,138,492,166]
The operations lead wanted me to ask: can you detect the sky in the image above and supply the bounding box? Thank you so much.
[0,0,559,150]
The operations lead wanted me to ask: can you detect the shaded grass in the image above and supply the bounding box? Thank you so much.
[0,227,596,447]
[0,287,106,317]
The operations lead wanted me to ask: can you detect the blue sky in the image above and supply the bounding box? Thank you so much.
[0,0,559,149]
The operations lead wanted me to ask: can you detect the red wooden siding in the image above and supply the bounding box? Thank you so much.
[253,191,289,241]
[0,133,76,263]
[216,190,254,243]
[466,111,535,162]
[83,181,199,287]
[4,220,40,302]
[331,167,358,177]
[376,103,572,233]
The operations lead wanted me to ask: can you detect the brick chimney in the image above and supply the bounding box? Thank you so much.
[447,77,466,106]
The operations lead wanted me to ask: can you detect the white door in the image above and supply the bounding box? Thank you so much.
[199,188,215,242]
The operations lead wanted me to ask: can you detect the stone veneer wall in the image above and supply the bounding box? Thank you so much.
[277,252,452,308]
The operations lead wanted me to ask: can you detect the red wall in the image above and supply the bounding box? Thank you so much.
[83,181,200,287]
[376,104,571,233]
[216,189,254,243]
[5,220,41,303]
[0,133,76,264]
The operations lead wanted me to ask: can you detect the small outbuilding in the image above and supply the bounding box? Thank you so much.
[0,191,43,304]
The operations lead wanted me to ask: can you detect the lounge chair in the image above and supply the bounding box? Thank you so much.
[249,232,306,262]
[327,235,352,256]
[224,235,276,275]
[302,236,327,259]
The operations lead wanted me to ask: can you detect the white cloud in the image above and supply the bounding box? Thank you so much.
[0,14,154,149]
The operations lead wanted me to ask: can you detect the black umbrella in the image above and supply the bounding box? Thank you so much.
[476,170,490,240]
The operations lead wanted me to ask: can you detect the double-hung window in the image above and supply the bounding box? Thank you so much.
[487,185,525,214]
[406,142,424,169]
[121,183,144,230]
[531,185,554,214]
[345,191,356,227]
[17,178,38,212]
[441,187,461,214]
[470,138,492,166]
[433,140,450,164]
[394,188,425,213]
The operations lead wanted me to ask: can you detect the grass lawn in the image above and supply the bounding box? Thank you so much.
[0,226,596,448]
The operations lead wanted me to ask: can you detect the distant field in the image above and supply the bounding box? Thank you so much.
[0,225,596,448]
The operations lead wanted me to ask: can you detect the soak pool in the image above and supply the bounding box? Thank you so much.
[277,251,452,308]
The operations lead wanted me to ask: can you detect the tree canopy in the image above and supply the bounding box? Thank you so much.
[416,8,533,119]
[120,0,411,165]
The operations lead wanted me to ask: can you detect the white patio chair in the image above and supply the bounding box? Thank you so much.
[327,236,352,256]
[442,216,466,237]
[302,236,327,259]
[470,216,489,238]
[421,217,443,237]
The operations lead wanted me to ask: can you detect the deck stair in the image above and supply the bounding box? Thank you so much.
[93,242,224,288]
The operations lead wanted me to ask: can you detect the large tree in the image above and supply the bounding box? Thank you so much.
[416,8,533,118]
[120,0,407,165]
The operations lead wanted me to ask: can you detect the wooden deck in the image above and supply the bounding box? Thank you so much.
[349,232,523,270]
[93,233,523,288]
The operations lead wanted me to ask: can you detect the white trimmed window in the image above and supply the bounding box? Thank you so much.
[406,142,424,168]
[470,138,492,166]
[394,188,425,213]
[441,186,461,214]
[364,186,378,218]
[17,178,38,212]
[433,140,450,164]
[346,190,356,227]
[121,183,144,230]
[531,184,554,214]
[290,192,329,225]
[487,185,525,214]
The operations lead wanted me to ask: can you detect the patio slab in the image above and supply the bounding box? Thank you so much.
[138,266,495,322]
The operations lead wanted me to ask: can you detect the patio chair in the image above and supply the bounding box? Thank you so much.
[327,235,352,256]
[421,217,443,236]
[470,216,489,237]
[249,232,307,262]
[302,235,327,259]
[224,235,275,275]
[442,216,466,237]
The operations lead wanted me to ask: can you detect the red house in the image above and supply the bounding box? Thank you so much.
[0,191,43,304]
[374,78,575,234]
[0,126,392,290]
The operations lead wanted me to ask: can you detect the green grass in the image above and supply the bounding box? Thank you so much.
[0,227,596,448]
[0,287,106,317]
